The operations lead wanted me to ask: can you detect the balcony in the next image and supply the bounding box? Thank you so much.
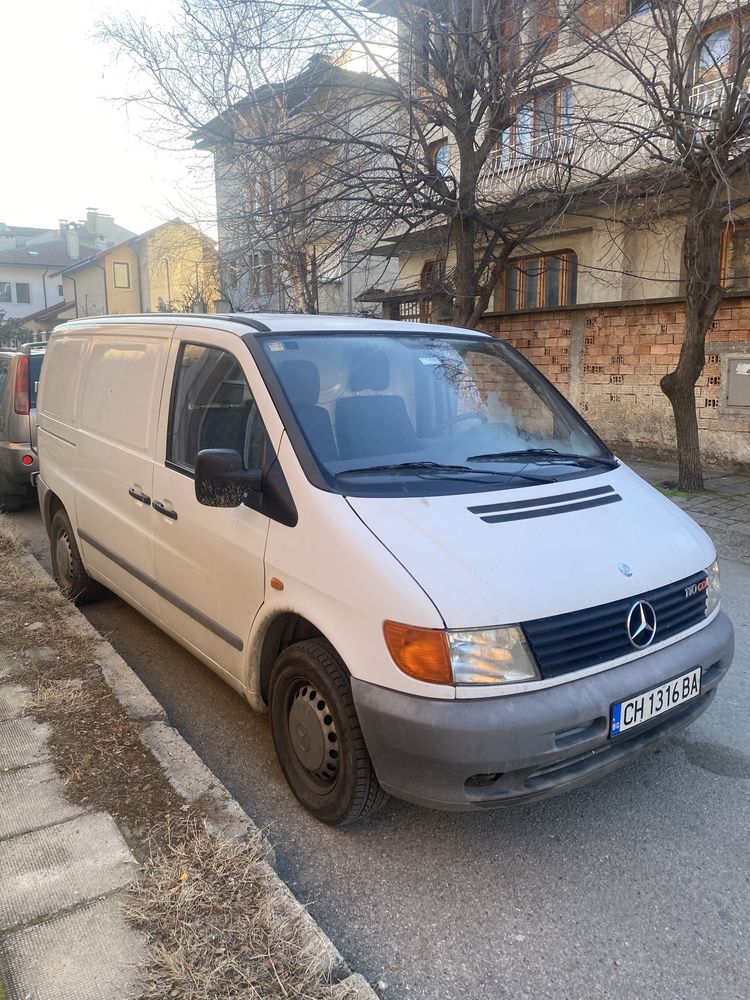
[479,79,750,203]
[479,132,595,201]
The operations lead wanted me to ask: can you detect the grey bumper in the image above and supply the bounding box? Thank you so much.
[0,441,37,491]
[352,612,734,811]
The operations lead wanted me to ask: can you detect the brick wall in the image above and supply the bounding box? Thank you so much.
[478,295,750,469]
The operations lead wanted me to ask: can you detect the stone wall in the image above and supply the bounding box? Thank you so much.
[478,294,750,469]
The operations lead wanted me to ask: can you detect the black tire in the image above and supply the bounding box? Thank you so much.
[269,638,388,826]
[0,492,24,514]
[49,508,103,605]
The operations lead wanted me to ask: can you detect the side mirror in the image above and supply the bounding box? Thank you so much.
[194,449,263,508]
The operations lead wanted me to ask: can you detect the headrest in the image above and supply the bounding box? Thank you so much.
[348,349,390,392]
[278,360,321,406]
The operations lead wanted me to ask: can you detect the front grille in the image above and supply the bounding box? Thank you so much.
[522,571,708,679]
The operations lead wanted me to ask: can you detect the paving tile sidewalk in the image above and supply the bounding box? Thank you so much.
[0,657,145,1000]
[0,548,377,1000]
[625,455,750,564]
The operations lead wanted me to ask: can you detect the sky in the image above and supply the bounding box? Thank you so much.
[1,0,216,236]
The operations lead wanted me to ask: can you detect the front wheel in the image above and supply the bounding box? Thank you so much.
[269,638,387,825]
[50,508,103,605]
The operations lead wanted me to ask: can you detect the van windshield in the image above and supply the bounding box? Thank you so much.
[260,332,616,497]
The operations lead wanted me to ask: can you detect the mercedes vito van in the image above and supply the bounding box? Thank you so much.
[36,314,734,824]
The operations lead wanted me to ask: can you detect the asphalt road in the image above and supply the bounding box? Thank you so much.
[16,505,750,1000]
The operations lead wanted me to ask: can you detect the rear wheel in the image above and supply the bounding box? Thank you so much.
[269,638,387,826]
[50,508,103,605]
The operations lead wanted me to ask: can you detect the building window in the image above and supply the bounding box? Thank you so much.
[398,298,423,322]
[497,85,573,166]
[262,252,274,294]
[15,283,30,304]
[58,284,64,297]
[112,261,131,289]
[286,168,307,208]
[696,15,750,91]
[247,252,262,294]
[429,139,450,177]
[496,251,578,312]
[319,254,343,284]
[629,0,651,16]
[721,224,750,291]
[420,259,446,290]
[0,282,11,303]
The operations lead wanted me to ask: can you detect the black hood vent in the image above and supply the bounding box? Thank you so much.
[468,485,621,524]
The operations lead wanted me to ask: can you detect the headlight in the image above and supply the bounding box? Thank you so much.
[448,626,540,685]
[705,560,721,617]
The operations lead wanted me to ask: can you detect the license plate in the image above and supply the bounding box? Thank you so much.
[610,667,702,737]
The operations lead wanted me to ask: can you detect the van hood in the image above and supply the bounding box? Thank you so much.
[346,465,715,629]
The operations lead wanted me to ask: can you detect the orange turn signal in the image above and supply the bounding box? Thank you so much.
[383,621,452,685]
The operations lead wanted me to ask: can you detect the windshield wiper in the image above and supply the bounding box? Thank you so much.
[337,461,555,483]
[467,448,618,469]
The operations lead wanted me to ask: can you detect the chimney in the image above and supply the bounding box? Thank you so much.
[59,219,68,235]
[86,208,98,236]
[0,225,15,252]
[66,224,80,260]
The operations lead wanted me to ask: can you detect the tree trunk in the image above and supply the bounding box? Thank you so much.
[660,182,724,492]
[451,216,479,327]
[286,256,317,313]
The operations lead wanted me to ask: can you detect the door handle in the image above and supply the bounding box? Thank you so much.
[153,500,178,521]
[128,487,151,505]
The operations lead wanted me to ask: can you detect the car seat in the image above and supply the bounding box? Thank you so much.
[277,359,338,462]
[335,349,418,460]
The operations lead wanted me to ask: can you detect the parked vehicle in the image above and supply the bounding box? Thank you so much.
[36,314,733,824]
[0,343,45,512]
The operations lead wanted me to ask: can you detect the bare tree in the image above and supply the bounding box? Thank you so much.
[570,0,750,490]
[100,2,398,314]
[103,1,622,324]
[317,0,597,326]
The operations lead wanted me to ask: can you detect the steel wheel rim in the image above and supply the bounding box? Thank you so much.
[55,529,74,587]
[286,679,340,789]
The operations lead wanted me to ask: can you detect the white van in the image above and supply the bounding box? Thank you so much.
[36,314,734,824]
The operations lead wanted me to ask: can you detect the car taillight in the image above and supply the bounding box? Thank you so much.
[14,355,30,416]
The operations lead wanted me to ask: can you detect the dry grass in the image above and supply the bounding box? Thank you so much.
[0,516,363,1000]
[129,821,361,1000]
[28,677,86,713]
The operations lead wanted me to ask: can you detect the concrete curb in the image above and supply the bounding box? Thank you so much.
[15,545,378,999]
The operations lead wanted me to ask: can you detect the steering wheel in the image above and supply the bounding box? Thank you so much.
[434,411,488,434]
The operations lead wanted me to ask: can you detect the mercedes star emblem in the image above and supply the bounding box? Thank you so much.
[626,600,657,649]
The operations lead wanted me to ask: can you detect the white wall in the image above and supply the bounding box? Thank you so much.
[0,265,65,319]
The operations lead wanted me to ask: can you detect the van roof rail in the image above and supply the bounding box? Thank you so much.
[225,315,271,332]
[53,313,272,334]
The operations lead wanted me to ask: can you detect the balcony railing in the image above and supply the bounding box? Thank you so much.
[479,79,750,202]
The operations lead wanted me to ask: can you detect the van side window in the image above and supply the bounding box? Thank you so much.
[168,343,268,473]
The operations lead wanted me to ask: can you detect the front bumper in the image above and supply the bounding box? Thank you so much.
[352,612,734,811]
[0,441,37,491]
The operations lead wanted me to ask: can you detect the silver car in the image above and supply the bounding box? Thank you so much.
[0,344,45,512]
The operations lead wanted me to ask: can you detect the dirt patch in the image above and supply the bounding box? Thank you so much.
[0,521,188,841]
[0,518,362,999]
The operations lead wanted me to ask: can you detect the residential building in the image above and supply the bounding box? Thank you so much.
[0,210,135,324]
[194,56,399,316]
[367,0,750,468]
[57,219,220,318]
